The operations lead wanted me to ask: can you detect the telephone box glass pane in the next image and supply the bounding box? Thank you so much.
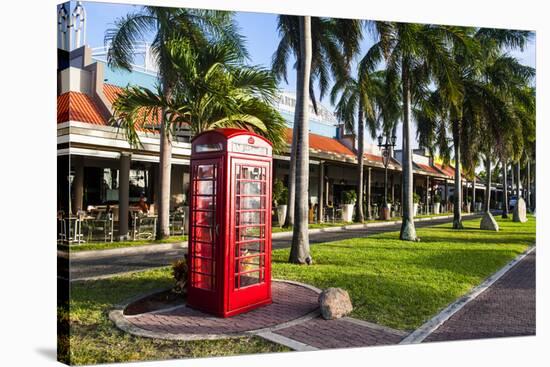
[195,242,213,258]
[239,272,261,287]
[195,226,213,242]
[197,180,214,195]
[239,182,261,195]
[197,165,214,179]
[196,196,214,210]
[196,211,214,226]
[190,162,217,291]
[237,226,263,241]
[234,163,268,290]
[237,211,262,226]
[237,197,263,210]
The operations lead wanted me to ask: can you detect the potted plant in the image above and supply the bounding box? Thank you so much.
[342,190,357,222]
[433,193,441,214]
[272,178,288,227]
[413,193,420,216]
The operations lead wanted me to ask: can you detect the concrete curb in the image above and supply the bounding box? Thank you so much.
[399,245,536,345]
[69,241,187,260]
[71,266,169,283]
[109,279,322,343]
[271,213,479,239]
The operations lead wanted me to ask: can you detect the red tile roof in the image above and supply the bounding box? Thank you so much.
[433,162,455,178]
[284,128,354,157]
[415,162,443,176]
[57,92,106,125]
[102,83,123,105]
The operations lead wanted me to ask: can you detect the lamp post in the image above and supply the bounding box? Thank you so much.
[378,133,397,220]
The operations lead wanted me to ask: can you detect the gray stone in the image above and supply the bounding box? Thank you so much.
[513,198,528,223]
[318,287,353,320]
[480,211,499,231]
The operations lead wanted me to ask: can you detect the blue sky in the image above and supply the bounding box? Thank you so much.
[77,1,536,147]
[81,1,535,105]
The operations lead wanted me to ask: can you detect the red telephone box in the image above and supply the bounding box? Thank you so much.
[187,128,273,317]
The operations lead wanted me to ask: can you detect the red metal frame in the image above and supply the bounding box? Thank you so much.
[187,128,273,317]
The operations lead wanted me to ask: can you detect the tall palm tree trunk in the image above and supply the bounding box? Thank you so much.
[452,119,464,229]
[484,156,491,212]
[355,104,365,222]
[284,119,298,228]
[157,83,173,239]
[289,16,312,264]
[399,62,417,241]
[516,162,521,199]
[502,158,509,218]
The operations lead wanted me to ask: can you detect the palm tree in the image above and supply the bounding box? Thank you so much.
[272,16,362,229]
[364,22,468,240]
[111,39,287,153]
[287,16,313,264]
[105,7,246,239]
[331,69,399,222]
[417,27,533,229]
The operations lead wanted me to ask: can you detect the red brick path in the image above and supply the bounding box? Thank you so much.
[126,281,319,335]
[273,317,405,349]
[425,251,536,342]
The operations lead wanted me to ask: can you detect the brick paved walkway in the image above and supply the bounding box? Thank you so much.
[115,280,406,349]
[125,281,319,335]
[273,317,405,349]
[425,250,536,342]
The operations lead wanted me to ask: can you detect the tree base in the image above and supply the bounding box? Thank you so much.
[452,219,464,229]
[399,218,418,241]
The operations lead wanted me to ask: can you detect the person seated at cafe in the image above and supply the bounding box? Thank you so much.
[137,193,149,213]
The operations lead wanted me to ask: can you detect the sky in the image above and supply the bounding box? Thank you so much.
[76,1,536,147]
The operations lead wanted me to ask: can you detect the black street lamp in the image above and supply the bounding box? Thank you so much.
[378,133,397,219]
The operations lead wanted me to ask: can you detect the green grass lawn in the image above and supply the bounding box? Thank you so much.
[65,214,534,364]
[272,214,535,330]
[64,235,188,252]
[63,268,288,365]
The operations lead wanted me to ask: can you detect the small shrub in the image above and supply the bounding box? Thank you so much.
[433,194,441,203]
[413,193,421,204]
[172,257,188,294]
[342,190,357,204]
[272,178,288,206]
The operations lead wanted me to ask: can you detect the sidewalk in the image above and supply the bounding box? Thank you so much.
[70,212,479,259]
[424,249,536,342]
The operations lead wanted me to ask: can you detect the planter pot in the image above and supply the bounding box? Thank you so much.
[475,202,483,212]
[342,204,355,222]
[413,203,419,216]
[277,205,287,227]
[434,202,440,214]
[380,204,392,220]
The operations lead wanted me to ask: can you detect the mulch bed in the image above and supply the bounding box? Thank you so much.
[124,289,186,316]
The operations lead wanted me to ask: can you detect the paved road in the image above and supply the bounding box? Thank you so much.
[69,215,472,281]
[424,250,536,342]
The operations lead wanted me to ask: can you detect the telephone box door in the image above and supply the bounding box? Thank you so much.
[228,158,272,312]
[188,158,223,311]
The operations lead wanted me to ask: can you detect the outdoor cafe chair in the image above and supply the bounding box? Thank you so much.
[133,212,157,240]
[169,210,185,236]
[81,210,114,243]
[324,206,335,223]
[57,210,66,244]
